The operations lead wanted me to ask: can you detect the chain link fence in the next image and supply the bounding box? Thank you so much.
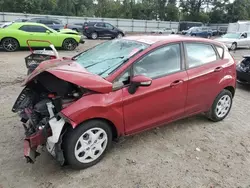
[0,12,228,33]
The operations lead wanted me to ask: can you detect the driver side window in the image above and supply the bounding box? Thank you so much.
[133,44,181,79]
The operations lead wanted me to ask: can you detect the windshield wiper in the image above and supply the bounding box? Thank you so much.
[84,56,125,69]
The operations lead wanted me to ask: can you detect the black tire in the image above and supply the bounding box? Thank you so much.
[191,34,196,37]
[205,89,233,122]
[230,42,237,51]
[62,38,78,51]
[2,37,19,52]
[116,33,123,38]
[159,32,162,34]
[63,120,113,169]
[91,32,98,40]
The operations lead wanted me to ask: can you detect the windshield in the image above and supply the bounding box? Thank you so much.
[222,33,241,39]
[74,39,149,77]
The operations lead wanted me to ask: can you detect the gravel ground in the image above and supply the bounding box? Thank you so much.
[0,39,250,188]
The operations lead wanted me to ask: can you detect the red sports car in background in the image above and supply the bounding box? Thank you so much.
[12,35,236,169]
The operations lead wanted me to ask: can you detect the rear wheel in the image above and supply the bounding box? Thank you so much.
[63,120,113,169]
[205,89,233,122]
[231,42,237,51]
[91,32,98,40]
[2,38,19,52]
[62,38,78,51]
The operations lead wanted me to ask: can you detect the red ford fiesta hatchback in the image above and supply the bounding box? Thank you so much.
[12,35,236,169]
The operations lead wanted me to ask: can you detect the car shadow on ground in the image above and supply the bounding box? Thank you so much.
[237,83,250,92]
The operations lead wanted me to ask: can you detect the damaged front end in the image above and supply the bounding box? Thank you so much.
[12,72,88,164]
[236,55,250,84]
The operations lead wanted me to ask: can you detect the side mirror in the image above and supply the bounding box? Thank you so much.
[128,75,152,94]
[46,30,51,34]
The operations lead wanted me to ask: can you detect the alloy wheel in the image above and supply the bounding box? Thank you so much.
[63,39,77,51]
[215,95,231,118]
[3,38,18,52]
[117,33,123,38]
[74,127,108,163]
[91,32,98,39]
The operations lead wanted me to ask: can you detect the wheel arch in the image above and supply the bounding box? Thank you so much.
[224,86,235,97]
[0,36,20,46]
[73,117,119,140]
[62,37,77,46]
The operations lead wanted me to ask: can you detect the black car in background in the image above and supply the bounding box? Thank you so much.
[83,22,125,39]
[236,55,250,85]
[27,18,64,31]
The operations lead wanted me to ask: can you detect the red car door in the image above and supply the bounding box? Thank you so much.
[184,42,226,115]
[119,43,188,134]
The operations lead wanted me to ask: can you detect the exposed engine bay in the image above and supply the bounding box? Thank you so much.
[12,72,88,164]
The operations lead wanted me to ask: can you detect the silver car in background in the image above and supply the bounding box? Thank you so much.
[151,28,176,35]
[215,32,250,50]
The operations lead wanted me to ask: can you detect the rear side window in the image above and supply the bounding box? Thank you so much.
[40,19,53,24]
[215,46,224,58]
[185,43,217,68]
[95,23,105,27]
[19,25,47,33]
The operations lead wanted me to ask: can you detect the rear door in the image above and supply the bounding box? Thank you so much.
[184,42,226,115]
[104,23,117,37]
[94,23,106,37]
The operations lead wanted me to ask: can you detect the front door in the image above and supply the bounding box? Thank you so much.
[19,25,57,47]
[184,42,226,115]
[120,43,188,134]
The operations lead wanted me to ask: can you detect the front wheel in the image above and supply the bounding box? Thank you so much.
[205,89,233,122]
[63,120,113,169]
[62,38,78,51]
[2,38,19,52]
[116,33,123,38]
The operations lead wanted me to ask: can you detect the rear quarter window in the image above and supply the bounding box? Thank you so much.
[185,43,217,68]
[215,46,224,59]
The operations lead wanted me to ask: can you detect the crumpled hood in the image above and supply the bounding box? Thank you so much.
[23,59,113,93]
[214,37,237,43]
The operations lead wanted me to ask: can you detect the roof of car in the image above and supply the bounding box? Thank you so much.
[122,35,222,46]
[11,22,46,27]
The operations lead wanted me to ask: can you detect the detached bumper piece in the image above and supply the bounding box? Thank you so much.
[24,140,40,163]
[23,129,47,163]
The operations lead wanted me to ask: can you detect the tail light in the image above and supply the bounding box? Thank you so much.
[84,26,88,30]
[50,56,57,59]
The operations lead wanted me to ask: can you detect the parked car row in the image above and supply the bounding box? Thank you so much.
[0,17,126,40]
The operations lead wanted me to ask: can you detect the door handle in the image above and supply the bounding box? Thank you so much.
[214,66,223,72]
[170,80,183,87]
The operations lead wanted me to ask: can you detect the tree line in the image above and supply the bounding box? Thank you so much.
[0,0,249,23]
